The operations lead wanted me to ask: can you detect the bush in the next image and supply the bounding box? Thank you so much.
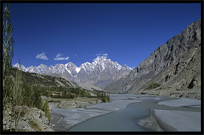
[43,100,51,122]
[147,82,160,90]
[97,92,110,103]
[28,120,42,131]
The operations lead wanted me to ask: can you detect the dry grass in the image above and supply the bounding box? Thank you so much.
[28,120,42,131]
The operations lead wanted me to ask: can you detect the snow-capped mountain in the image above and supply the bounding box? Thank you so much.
[13,56,132,88]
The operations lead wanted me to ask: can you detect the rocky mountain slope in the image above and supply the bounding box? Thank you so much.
[14,56,132,88]
[11,67,104,92]
[105,19,201,99]
[10,67,77,88]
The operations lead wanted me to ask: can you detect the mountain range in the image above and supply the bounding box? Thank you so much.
[13,19,201,99]
[105,19,201,99]
[13,56,132,88]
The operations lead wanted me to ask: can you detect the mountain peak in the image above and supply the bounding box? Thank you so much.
[105,18,201,96]
[38,64,47,67]
[123,64,132,70]
[93,53,109,63]
[93,56,107,63]
[13,63,20,67]
[13,56,132,88]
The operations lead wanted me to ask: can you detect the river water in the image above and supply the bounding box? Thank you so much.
[68,94,200,131]
[50,94,200,132]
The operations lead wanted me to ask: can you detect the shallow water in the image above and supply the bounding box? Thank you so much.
[69,102,153,131]
[68,95,200,131]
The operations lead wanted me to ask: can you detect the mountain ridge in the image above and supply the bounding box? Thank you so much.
[14,56,132,88]
[105,19,201,98]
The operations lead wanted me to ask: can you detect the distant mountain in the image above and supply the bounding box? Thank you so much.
[10,67,106,95]
[10,67,77,88]
[13,56,132,88]
[105,19,201,99]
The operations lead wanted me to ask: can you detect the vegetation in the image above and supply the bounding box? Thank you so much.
[146,82,160,90]
[49,86,91,98]
[13,105,29,131]
[10,68,73,88]
[42,100,51,122]
[2,3,24,131]
[3,3,14,119]
[2,5,110,131]
[97,92,110,102]
[2,4,44,131]
[28,120,42,131]
[21,83,42,108]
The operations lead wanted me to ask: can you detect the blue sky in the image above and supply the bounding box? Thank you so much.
[5,3,201,68]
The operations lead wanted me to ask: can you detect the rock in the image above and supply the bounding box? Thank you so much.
[58,101,77,109]
[3,106,54,132]
[152,109,201,131]
[138,115,163,131]
[76,102,91,108]
[105,19,201,99]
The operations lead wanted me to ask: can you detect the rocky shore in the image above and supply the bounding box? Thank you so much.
[3,106,53,131]
[2,97,104,132]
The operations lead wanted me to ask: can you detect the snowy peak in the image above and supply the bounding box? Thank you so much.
[122,64,132,70]
[38,64,47,68]
[80,62,93,72]
[65,62,77,68]
[13,63,20,68]
[13,56,132,88]
[93,55,108,63]
[92,56,124,71]
[13,63,27,72]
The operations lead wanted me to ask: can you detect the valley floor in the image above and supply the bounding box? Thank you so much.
[50,94,201,132]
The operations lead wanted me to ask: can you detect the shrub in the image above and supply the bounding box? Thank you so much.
[28,120,42,131]
[147,82,160,90]
[43,100,51,122]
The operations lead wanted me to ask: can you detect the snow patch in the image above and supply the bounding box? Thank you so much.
[76,67,81,73]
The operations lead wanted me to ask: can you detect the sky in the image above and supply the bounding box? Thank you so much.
[3,3,201,68]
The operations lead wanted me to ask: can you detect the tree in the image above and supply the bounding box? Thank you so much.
[44,100,51,123]
[29,84,34,107]
[11,57,24,131]
[13,57,23,106]
[2,3,16,131]
[33,86,42,109]
[3,3,14,116]
[106,94,110,102]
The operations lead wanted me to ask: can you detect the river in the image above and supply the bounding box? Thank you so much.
[50,94,201,132]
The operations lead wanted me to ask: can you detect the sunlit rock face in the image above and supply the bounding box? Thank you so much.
[105,19,201,98]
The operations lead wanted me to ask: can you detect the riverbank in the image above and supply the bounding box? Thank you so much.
[48,97,104,131]
[50,94,201,132]
[47,97,102,109]
[50,97,141,131]
[138,97,201,131]
[50,94,161,131]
